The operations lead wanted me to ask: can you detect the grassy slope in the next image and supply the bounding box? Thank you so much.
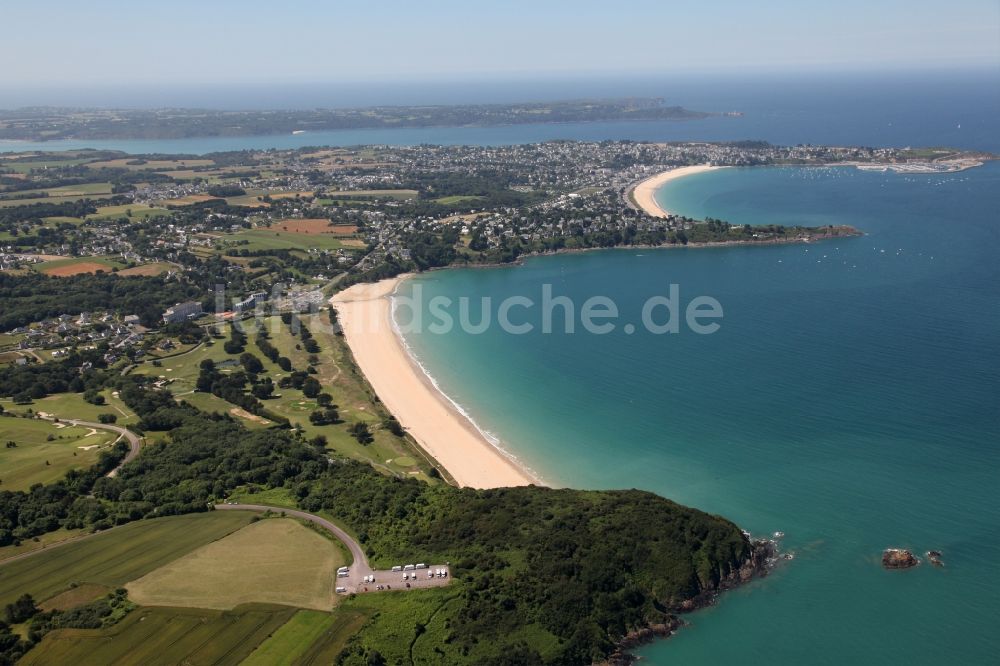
[32,256,125,273]
[0,512,252,606]
[241,609,338,666]
[0,527,85,563]
[0,417,113,490]
[126,517,344,611]
[222,228,348,253]
[0,193,117,208]
[130,317,438,480]
[22,604,294,666]
[3,389,139,425]
[85,204,170,221]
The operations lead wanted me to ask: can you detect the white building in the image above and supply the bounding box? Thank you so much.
[162,301,203,324]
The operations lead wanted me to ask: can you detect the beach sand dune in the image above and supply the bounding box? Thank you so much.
[631,165,722,218]
[331,278,537,489]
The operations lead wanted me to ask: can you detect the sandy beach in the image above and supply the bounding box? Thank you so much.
[330,278,537,489]
[630,165,723,218]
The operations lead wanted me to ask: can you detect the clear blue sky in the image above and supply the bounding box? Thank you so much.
[3,0,998,85]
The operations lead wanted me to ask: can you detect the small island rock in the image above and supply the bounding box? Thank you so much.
[882,548,919,569]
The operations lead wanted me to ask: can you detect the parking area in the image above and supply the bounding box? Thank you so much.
[335,563,451,595]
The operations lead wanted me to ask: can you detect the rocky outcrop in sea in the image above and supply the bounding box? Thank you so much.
[882,548,919,569]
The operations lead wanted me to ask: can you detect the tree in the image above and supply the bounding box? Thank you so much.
[4,594,38,624]
[309,407,340,426]
[302,377,321,398]
[239,353,264,375]
[84,389,106,406]
[349,422,374,444]
[224,328,246,355]
[383,417,404,437]
[97,413,117,424]
[316,393,333,407]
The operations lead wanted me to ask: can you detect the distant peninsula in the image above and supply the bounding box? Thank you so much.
[0,98,715,141]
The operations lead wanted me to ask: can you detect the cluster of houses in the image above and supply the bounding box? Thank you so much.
[8,311,149,364]
[0,252,44,270]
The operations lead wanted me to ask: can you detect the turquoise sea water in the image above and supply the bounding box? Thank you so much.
[396,163,1000,663]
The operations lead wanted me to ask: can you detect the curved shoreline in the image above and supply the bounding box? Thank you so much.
[630,165,725,217]
[330,278,539,489]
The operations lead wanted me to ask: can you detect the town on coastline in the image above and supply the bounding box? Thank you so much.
[2,139,988,280]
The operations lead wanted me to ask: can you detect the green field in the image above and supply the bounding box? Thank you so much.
[0,527,85,563]
[22,604,295,666]
[0,512,253,606]
[2,158,93,174]
[223,192,273,207]
[85,158,215,171]
[131,317,438,481]
[180,391,272,428]
[434,195,484,205]
[0,417,114,491]
[241,609,338,666]
[40,215,88,226]
[127,518,344,611]
[3,182,113,199]
[32,256,126,274]
[4,389,138,425]
[117,261,175,277]
[246,316,437,479]
[85,204,170,221]
[133,336,238,391]
[0,192,117,208]
[219,229,348,253]
[319,188,417,201]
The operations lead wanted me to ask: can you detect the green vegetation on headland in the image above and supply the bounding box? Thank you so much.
[0,368,768,664]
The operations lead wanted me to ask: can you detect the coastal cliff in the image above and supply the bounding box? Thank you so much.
[604,536,779,665]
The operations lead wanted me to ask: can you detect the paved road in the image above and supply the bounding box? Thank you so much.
[38,416,142,477]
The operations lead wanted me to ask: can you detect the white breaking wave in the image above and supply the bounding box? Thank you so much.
[389,285,546,485]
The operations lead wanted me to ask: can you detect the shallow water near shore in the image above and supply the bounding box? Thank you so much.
[397,163,1000,663]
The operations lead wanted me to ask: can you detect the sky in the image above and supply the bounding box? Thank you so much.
[1,0,997,88]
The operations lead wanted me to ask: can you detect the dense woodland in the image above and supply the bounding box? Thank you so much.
[0,273,204,330]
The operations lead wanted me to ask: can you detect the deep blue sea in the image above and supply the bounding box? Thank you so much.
[396,162,1000,663]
